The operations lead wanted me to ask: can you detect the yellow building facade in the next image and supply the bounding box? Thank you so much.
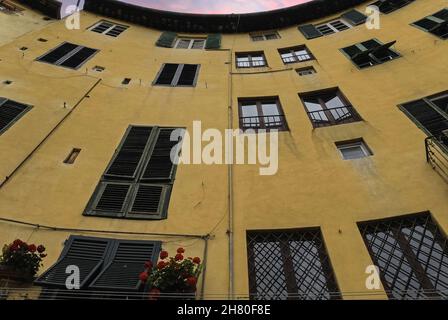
[0,0,447,300]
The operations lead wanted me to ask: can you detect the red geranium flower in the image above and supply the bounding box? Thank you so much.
[157,261,166,270]
[175,253,184,261]
[159,251,168,260]
[193,257,201,264]
[186,277,197,287]
[144,261,153,269]
[139,271,149,283]
[13,239,22,246]
[28,244,37,253]
[37,245,46,253]
[10,244,18,252]
[177,247,185,254]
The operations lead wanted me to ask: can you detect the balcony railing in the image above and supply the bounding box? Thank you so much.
[240,114,287,131]
[307,105,362,128]
[425,136,448,184]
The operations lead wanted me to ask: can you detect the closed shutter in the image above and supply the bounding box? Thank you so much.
[128,184,170,218]
[91,182,133,216]
[298,24,323,39]
[35,236,111,288]
[104,126,153,179]
[141,128,179,181]
[341,9,367,25]
[155,64,179,85]
[205,34,221,49]
[402,100,448,138]
[156,31,177,48]
[177,64,199,86]
[59,47,98,69]
[37,42,78,64]
[89,240,161,290]
[0,99,31,134]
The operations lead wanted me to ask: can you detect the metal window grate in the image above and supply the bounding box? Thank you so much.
[247,229,340,300]
[359,213,448,300]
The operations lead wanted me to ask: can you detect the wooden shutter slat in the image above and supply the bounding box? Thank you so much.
[177,64,199,86]
[37,42,78,64]
[0,99,30,133]
[156,31,177,48]
[60,47,98,69]
[205,34,221,49]
[92,182,132,214]
[128,184,167,218]
[298,24,323,39]
[341,9,367,26]
[155,64,179,85]
[402,100,448,138]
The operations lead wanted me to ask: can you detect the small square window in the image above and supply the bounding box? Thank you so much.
[38,38,48,42]
[297,66,316,76]
[122,78,131,85]
[336,139,372,160]
[92,66,105,72]
[64,148,81,164]
[20,47,28,51]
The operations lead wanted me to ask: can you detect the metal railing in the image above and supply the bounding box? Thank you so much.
[307,105,362,128]
[241,114,286,130]
[425,136,448,184]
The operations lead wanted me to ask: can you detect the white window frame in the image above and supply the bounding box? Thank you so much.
[316,19,352,34]
[89,20,129,37]
[174,38,206,50]
[250,31,280,41]
[337,140,372,160]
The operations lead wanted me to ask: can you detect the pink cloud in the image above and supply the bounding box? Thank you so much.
[120,0,313,14]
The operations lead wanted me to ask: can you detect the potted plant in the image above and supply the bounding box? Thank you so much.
[0,239,47,282]
[139,247,203,300]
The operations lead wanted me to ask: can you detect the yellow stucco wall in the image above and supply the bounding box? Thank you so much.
[0,0,447,300]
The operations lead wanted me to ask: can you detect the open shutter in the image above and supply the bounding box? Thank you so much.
[156,31,177,48]
[35,236,111,288]
[177,64,199,86]
[141,128,180,181]
[104,126,153,180]
[298,24,323,39]
[205,34,221,49]
[341,9,367,25]
[89,240,161,290]
[0,99,31,133]
[59,47,98,69]
[401,100,448,138]
[127,184,170,219]
[89,182,133,216]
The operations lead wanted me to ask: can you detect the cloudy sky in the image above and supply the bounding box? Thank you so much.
[120,0,312,14]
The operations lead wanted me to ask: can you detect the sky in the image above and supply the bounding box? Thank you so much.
[119,0,313,14]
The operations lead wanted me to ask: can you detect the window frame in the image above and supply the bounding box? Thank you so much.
[249,31,281,41]
[153,63,201,87]
[88,20,129,37]
[238,97,289,132]
[235,52,268,69]
[174,37,206,49]
[315,19,353,35]
[336,139,373,160]
[278,45,315,65]
[411,8,448,40]
[36,41,99,70]
[0,98,33,136]
[369,0,415,14]
[296,66,317,76]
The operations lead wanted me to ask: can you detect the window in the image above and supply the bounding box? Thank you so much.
[92,65,105,72]
[250,31,280,41]
[370,0,415,14]
[174,38,206,49]
[336,139,372,160]
[316,19,352,35]
[298,9,367,39]
[238,98,288,131]
[0,98,32,135]
[341,39,400,69]
[90,20,129,37]
[84,126,183,220]
[36,42,99,70]
[247,229,340,300]
[400,91,448,147]
[299,88,362,128]
[412,8,448,40]
[279,45,314,64]
[153,64,200,87]
[297,66,316,76]
[236,52,267,68]
[64,148,81,164]
[122,78,131,85]
[358,212,448,299]
[35,235,161,299]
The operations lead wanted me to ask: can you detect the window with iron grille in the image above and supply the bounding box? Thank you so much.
[247,229,340,300]
[250,31,280,41]
[316,19,352,36]
[90,20,129,37]
[174,38,206,49]
[358,212,448,299]
[369,0,415,14]
[84,126,184,220]
[36,42,99,70]
[238,98,288,132]
[412,8,448,40]
[299,88,362,128]
[296,66,317,76]
[35,235,161,299]
[0,97,32,135]
[153,64,200,87]
[399,91,448,147]
[341,39,400,69]
[236,52,267,68]
[278,45,314,64]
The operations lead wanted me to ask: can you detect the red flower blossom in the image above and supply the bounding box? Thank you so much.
[157,261,166,270]
[159,251,168,260]
[37,245,46,253]
[177,247,185,254]
[28,244,37,253]
[175,253,184,261]
[10,244,18,252]
[144,261,153,269]
[13,239,22,246]
[186,277,197,287]
[148,288,161,300]
[193,257,201,264]
[139,271,149,283]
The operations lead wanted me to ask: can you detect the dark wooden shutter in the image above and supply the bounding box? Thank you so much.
[341,9,367,25]
[60,47,98,69]
[141,128,180,181]
[91,182,133,216]
[156,31,177,48]
[0,99,30,133]
[205,34,221,49]
[402,100,448,138]
[298,24,323,39]
[35,236,111,288]
[37,42,78,64]
[89,240,161,290]
[155,64,179,85]
[177,64,199,86]
[104,126,153,180]
[128,184,169,218]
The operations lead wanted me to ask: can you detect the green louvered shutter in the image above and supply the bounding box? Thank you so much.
[156,31,177,48]
[298,24,323,39]
[341,9,368,25]
[205,34,222,49]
